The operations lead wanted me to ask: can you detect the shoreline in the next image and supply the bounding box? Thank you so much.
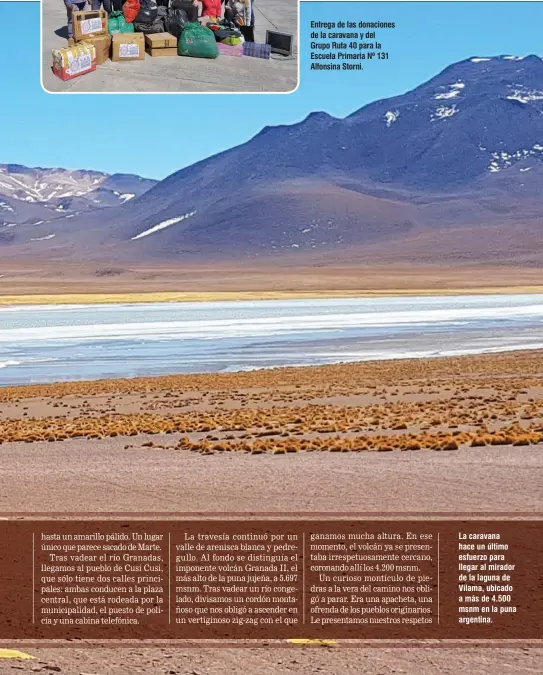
[2,344,543,392]
[2,285,543,306]
[1,348,541,399]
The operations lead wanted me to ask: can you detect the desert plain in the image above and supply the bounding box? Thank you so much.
[2,349,543,460]
[2,260,543,301]
[0,349,542,672]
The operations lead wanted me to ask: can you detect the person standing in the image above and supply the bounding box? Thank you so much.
[91,0,111,11]
[241,0,254,42]
[194,0,223,23]
[64,0,88,44]
[225,0,254,41]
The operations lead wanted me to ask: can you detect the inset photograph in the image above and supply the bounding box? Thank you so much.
[42,0,298,93]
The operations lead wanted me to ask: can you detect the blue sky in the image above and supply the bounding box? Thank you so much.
[1,1,543,179]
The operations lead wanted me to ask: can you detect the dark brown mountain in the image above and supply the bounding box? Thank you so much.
[2,55,543,266]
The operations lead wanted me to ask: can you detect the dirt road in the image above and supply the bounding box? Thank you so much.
[0,439,542,513]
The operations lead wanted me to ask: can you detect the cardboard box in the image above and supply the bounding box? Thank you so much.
[146,46,178,57]
[111,33,145,62]
[80,34,111,66]
[52,43,97,81]
[72,10,108,43]
[145,32,177,50]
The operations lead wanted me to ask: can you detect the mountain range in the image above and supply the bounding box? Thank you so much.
[0,165,156,237]
[2,55,543,266]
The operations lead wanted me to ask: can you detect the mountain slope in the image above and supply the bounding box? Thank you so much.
[2,55,543,265]
[0,164,157,227]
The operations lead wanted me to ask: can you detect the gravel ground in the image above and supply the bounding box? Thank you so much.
[1,644,542,675]
[0,438,542,512]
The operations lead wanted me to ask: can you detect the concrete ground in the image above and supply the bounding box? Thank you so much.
[42,0,298,93]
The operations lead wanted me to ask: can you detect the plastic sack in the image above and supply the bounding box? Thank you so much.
[108,10,135,34]
[170,0,198,22]
[221,35,242,45]
[135,8,158,23]
[214,28,241,42]
[123,0,141,24]
[178,22,219,58]
[165,8,189,39]
[135,0,158,24]
[133,18,165,34]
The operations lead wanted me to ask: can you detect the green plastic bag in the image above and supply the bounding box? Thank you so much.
[178,23,219,59]
[221,36,242,46]
[108,10,134,34]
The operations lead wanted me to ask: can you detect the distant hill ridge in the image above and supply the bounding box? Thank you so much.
[1,55,543,266]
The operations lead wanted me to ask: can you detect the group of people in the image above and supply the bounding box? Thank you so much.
[63,0,256,43]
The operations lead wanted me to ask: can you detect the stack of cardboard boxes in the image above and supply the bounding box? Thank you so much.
[145,33,178,57]
[52,9,109,80]
[52,9,149,80]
